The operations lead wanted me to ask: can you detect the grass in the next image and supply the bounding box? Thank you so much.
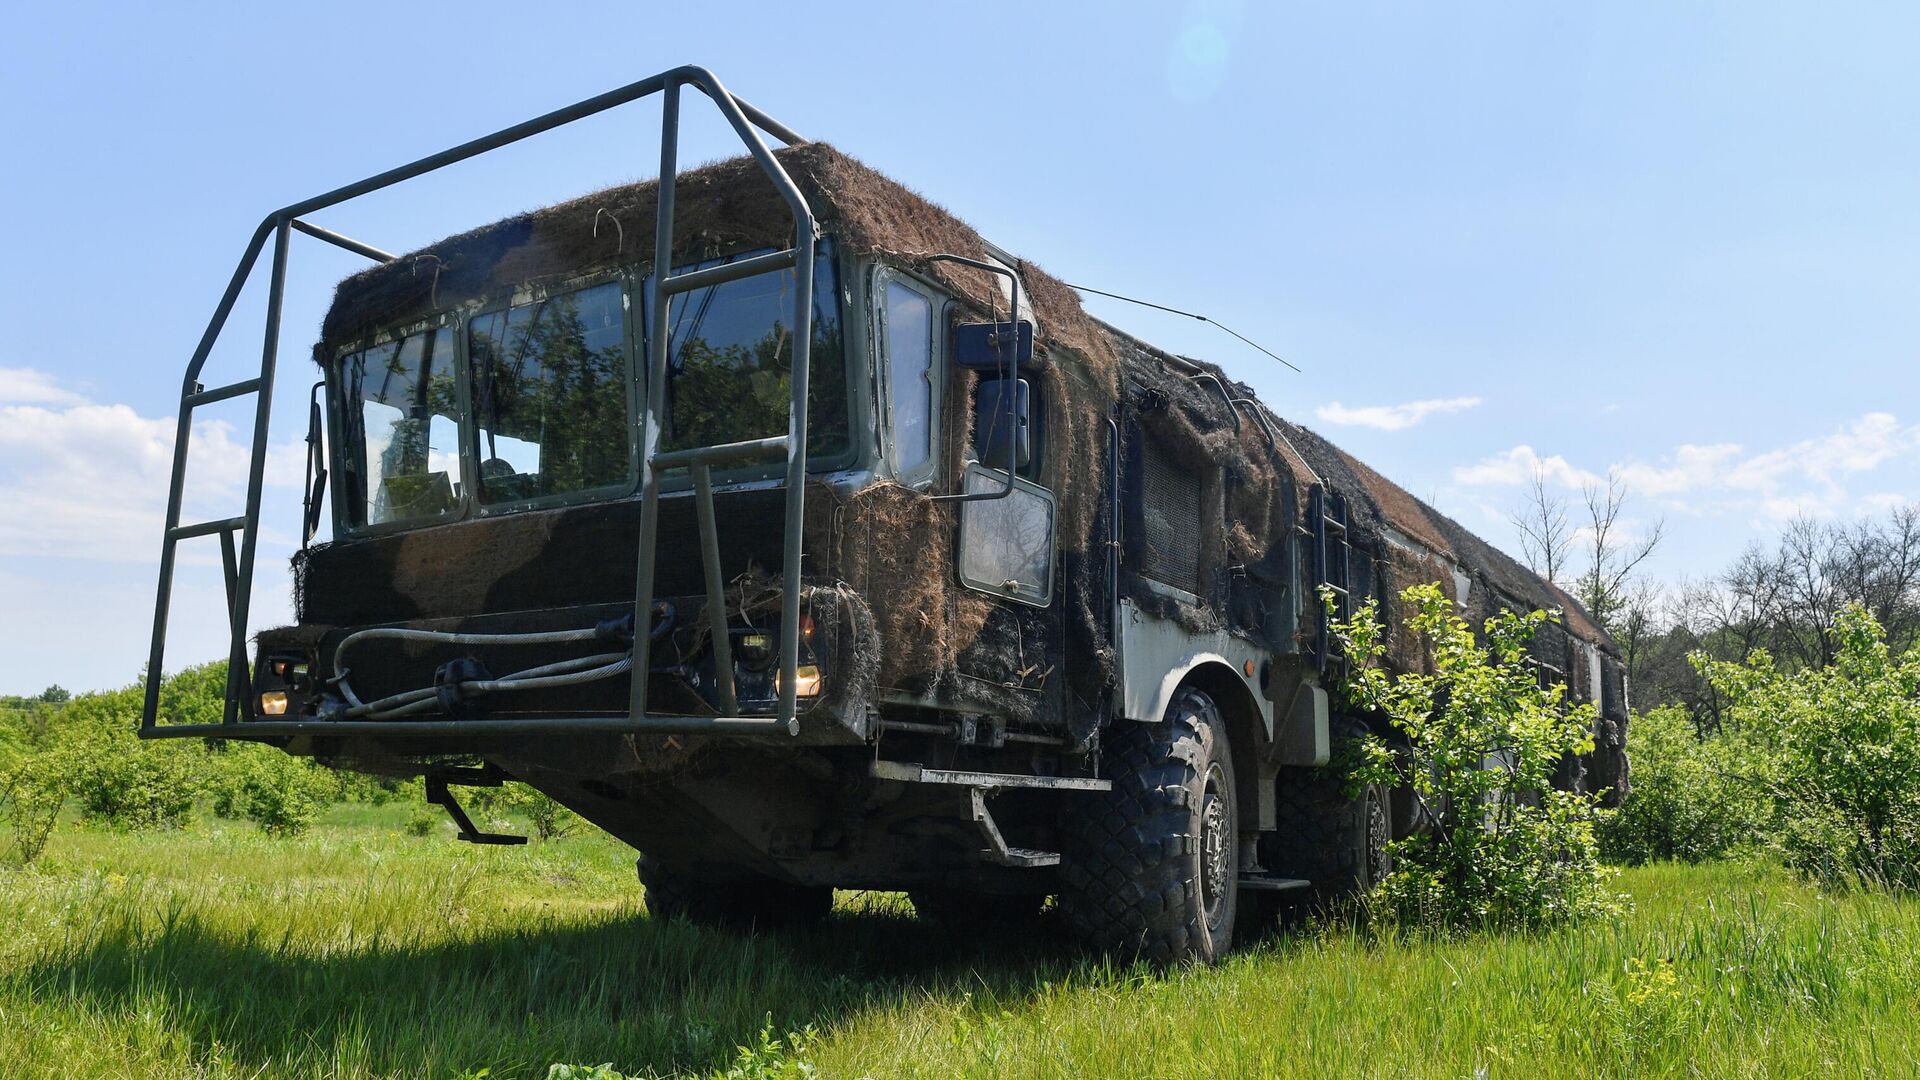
[2,805,1919,1078]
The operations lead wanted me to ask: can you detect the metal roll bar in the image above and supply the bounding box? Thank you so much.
[143,65,817,740]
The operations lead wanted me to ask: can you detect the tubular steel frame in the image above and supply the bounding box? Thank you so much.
[142,65,816,741]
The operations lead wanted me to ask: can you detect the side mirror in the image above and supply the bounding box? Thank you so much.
[302,383,329,546]
[952,321,1034,371]
[974,378,1031,471]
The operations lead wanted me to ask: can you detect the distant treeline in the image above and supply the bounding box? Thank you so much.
[1616,504,1920,729]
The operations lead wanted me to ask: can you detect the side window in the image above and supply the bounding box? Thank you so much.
[468,280,630,505]
[880,275,935,479]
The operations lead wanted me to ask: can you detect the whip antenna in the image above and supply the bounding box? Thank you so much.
[1063,282,1301,373]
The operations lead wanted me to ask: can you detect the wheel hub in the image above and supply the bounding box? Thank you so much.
[1200,762,1231,922]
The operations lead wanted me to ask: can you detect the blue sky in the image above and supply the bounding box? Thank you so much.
[2,1,1916,693]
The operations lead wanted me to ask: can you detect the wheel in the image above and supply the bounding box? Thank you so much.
[1058,686,1240,965]
[637,856,833,929]
[908,888,1046,933]
[1259,717,1392,918]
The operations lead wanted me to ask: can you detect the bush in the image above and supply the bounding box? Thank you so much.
[405,804,440,837]
[58,688,200,830]
[0,760,63,865]
[1334,583,1624,931]
[1695,605,1920,888]
[503,784,577,840]
[212,747,335,836]
[1599,705,1770,865]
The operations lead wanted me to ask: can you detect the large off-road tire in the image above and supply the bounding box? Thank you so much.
[908,888,1046,933]
[1058,687,1240,965]
[637,856,833,930]
[1259,717,1391,917]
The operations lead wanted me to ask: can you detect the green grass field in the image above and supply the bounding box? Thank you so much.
[3,805,1917,1079]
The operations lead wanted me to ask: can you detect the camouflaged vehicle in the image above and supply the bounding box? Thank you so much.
[143,67,1628,963]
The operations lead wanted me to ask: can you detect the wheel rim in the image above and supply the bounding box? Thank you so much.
[1365,785,1392,886]
[1200,761,1232,926]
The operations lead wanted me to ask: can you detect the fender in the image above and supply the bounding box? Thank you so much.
[1114,599,1272,736]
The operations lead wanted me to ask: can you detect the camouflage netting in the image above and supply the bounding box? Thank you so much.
[306,142,1624,778]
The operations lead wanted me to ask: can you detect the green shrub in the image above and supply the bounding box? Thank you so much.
[405,804,440,837]
[0,760,63,865]
[214,747,335,836]
[1334,583,1624,931]
[1695,605,1920,888]
[503,784,577,840]
[1599,705,1770,865]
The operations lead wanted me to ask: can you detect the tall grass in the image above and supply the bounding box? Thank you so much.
[2,805,1917,1078]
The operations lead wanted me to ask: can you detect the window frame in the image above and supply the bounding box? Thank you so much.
[644,241,861,490]
[324,239,863,538]
[871,265,944,489]
[464,270,642,519]
[328,311,474,539]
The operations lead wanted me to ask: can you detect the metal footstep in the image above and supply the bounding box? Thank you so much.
[1238,875,1312,892]
[868,760,1111,792]
[426,772,527,846]
[870,761,1102,868]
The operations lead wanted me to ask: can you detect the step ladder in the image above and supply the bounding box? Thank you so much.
[1308,484,1353,676]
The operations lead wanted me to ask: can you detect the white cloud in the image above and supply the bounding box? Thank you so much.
[1315,396,1482,431]
[1451,445,1601,489]
[1452,412,1920,523]
[0,380,303,564]
[0,367,86,406]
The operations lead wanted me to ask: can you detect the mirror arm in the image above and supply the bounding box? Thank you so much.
[923,253,1020,504]
[302,381,328,547]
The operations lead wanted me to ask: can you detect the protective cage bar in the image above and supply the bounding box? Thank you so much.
[142,65,816,741]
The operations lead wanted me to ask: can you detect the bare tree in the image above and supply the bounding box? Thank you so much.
[1575,470,1667,634]
[1512,464,1572,586]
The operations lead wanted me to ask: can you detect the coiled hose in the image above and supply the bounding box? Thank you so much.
[327,611,668,722]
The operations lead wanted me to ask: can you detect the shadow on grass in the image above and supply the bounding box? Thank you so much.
[21,894,1089,1077]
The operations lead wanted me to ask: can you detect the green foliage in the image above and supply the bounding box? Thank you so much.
[156,661,228,728]
[0,759,63,865]
[501,784,577,841]
[404,804,439,837]
[706,1020,817,1080]
[1334,582,1623,931]
[208,746,335,837]
[546,1066,626,1080]
[1694,604,1920,888]
[60,688,199,830]
[1598,705,1769,865]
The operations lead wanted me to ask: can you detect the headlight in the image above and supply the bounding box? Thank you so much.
[735,632,773,670]
[259,690,290,716]
[781,664,823,699]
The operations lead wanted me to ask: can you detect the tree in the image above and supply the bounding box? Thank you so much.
[1574,470,1666,634]
[37,685,69,704]
[1694,605,1920,888]
[1334,584,1623,931]
[1512,465,1572,586]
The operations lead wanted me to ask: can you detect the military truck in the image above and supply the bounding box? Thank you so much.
[143,67,1628,964]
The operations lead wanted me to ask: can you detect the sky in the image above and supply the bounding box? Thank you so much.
[2,1,1916,694]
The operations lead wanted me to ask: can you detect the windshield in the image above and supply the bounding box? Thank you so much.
[338,327,461,527]
[330,244,849,533]
[468,280,630,504]
[662,248,846,456]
